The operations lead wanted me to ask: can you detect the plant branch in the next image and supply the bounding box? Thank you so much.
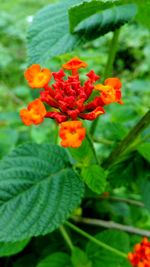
[72,216,150,238]
[86,132,99,164]
[59,225,74,251]
[103,109,150,168]
[65,221,126,258]
[97,195,144,207]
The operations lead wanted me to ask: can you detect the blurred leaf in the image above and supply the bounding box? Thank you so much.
[71,247,92,267]
[86,230,130,267]
[0,143,84,242]
[81,164,106,194]
[137,143,150,162]
[13,254,37,267]
[140,180,150,213]
[37,252,71,267]
[69,2,137,41]
[135,0,150,29]
[0,128,18,158]
[0,239,30,257]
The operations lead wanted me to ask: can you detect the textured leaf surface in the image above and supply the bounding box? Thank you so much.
[28,0,82,64]
[37,252,71,267]
[0,143,84,242]
[81,164,106,194]
[69,1,137,40]
[28,0,137,64]
[0,239,30,257]
[86,230,130,267]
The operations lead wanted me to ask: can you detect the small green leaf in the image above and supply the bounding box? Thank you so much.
[137,143,150,162]
[36,252,71,267]
[81,164,106,194]
[71,247,92,267]
[86,230,130,267]
[0,239,30,257]
[0,143,84,242]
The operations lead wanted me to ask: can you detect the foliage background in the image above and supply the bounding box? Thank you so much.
[0,0,150,266]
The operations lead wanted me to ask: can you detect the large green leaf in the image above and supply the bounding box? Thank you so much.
[86,230,130,267]
[0,143,84,242]
[27,0,82,64]
[37,252,71,267]
[28,0,137,64]
[81,164,106,194]
[0,239,30,257]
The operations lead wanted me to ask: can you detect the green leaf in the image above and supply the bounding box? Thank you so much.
[86,230,130,267]
[37,252,71,267]
[0,239,30,257]
[69,1,137,41]
[0,143,84,242]
[28,0,82,64]
[28,0,137,64]
[135,0,150,29]
[71,247,92,267]
[81,164,106,194]
[137,143,150,162]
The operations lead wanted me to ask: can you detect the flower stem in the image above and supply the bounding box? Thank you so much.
[65,221,127,258]
[103,28,120,80]
[90,29,120,136]
[59,225,74,251]
[86,132,99,164]
[103,109,150,168]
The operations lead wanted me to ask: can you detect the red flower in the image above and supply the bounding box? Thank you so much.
[128,238,150,267]
[20,57,123,148]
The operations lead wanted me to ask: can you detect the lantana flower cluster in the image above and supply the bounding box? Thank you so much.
[20,57,123,148]
[128,238,150,267]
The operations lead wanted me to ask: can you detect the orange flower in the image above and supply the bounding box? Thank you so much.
[20,99,46,126]
[24,64,52,88]
[95,77,123,105]
[63,57,87,75]
[128,238,150,267]
[59,121,86,148]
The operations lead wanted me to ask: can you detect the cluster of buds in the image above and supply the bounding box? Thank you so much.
[20,57,123,148]
[128,238,150,267]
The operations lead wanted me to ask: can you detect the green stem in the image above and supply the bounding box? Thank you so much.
[86,132,99,164]
[103,109,150,168]
[65,221,127,259]
[90,29,120,136]
[103,28,120,80]
[59,225,74,251]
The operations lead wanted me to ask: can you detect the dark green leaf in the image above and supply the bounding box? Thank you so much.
[71,247,92,267]
[69,1,137,41]
[86,230,130,267]
[81,164,106,194]
[37,252,71,267]
[0,239,30,257]
[140,180,150,213]
[0,143,84,242]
